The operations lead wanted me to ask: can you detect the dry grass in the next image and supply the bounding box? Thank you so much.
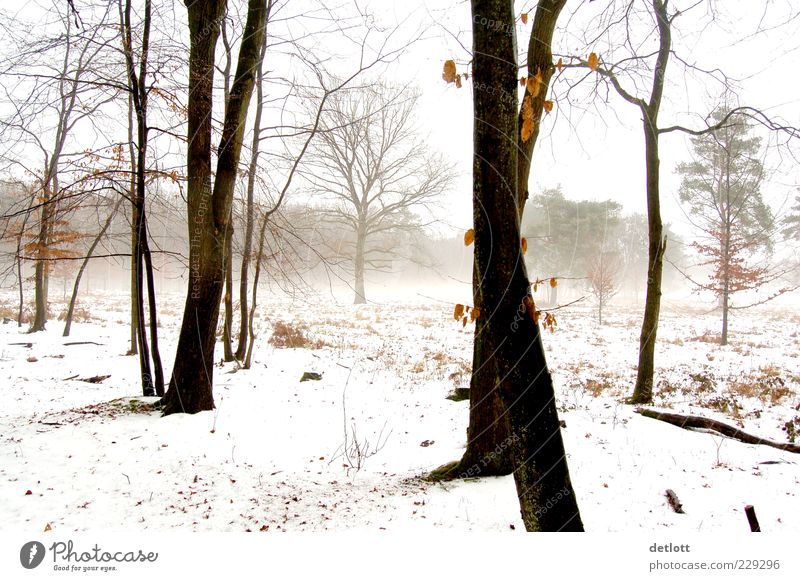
[268,320,325,349]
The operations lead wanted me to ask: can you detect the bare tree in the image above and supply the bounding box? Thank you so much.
[303,83,453,304]
[588,250,621,325]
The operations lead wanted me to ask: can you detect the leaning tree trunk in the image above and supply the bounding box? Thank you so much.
[64,198,123,336]
[471,0,582,531]
[161,0,266,415]
[353,218,367,304]
[445,0,566,480]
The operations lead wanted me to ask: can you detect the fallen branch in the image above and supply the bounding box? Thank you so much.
[636,408,800,454]
[63,341,104,346]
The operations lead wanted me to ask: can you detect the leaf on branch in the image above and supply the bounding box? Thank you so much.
[470,307,480,322]
[543,100,554,114]
[550,277,557,288]
[462,316,468,327]
[555,57,564,72]
[442,60,457,83]
[520,76,527,87]
[523,295,538,324]
[588,52,599,72]
[526,70,543,97]
[521,96,535,142]
[521,12,528,24]
[454,74,462,88]
[521,237,528,254]
[464,228,475,246]
[453,303,465,321]
[542,312,557,333]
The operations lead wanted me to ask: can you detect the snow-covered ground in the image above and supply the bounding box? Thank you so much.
[1,292,798,533]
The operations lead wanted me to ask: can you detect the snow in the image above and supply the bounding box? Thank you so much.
[1,292,798,533]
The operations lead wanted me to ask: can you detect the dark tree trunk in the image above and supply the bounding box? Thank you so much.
[630,0,671,405]
[161,0,266,415]
[470,0,582,532]
[31,187,52,332]
[222,226,235,361]
[236,25,267,361]
[451,0,566,480]
[127,91,139,356]
[63,198,122,336]
[354,218,367,304]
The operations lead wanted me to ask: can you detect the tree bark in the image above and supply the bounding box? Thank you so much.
[470,0,582,531]
[630,0,670,405]
[449,0,566,480]
[222,226,235,361]
[161,0,266,415]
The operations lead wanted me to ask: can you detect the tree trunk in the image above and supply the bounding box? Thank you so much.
[235,23,267,361]
[161,0,266,415]
[31,189,52,332]
[353,217,367,304]
[630,0,671,405]
[127,91,139,356]
[631,119,666,404]
[471,0,582,531]
[64,199,123,336]
[449,0,566,480]
[222,225,235,361]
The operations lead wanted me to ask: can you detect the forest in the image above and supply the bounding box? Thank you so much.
[1,0,800,542]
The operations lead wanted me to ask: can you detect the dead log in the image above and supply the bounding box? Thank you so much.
[63,341,104,346]
[636,408,800,454]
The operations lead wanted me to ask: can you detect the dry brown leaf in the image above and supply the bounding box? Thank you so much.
[520,76,527,87]
[521,12,528,24]
[470,307,480,322]
[44,523,52,532]
[549,277,557,288]
[556,57,564,72]
[543,100,554,113]
[526,70,543,97]
[455,74,462,89]
[588,52,599,72]
[521,237,528,254]
[442,60,457,83]
[464,228,475,246]
[521,96,535,142]
[454,303,465,321]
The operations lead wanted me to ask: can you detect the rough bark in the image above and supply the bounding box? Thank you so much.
[161,0,266,415]
[446,0,566,480]
[470,0,582,531]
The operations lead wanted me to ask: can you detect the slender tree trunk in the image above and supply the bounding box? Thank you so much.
[353,218,367,304]
[127,91,139,356]
[244,213,268,370]
[64,198,123,336]
[630,0,671,405]
[161,0,266,415]
[631,119,666,404]
[471,0,582,531]
[222,226,235,361]
[446,0,566,480]
[235,22,267,361]
[31,188,52,332]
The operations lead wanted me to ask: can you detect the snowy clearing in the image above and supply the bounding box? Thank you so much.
[1,292,799,533]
